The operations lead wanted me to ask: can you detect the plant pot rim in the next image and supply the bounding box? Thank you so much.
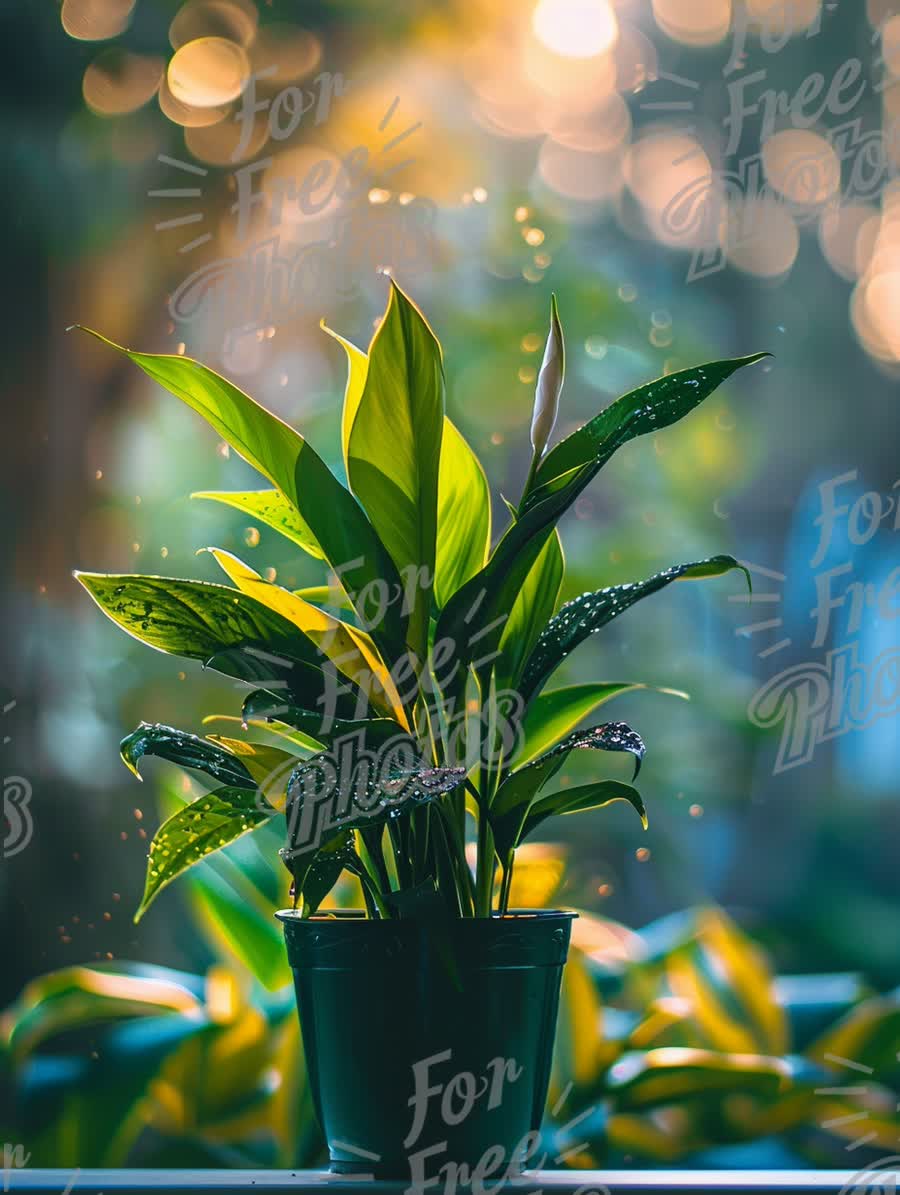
[275,907,577,923]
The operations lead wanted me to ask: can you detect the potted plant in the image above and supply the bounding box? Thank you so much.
[73,282,764,1180]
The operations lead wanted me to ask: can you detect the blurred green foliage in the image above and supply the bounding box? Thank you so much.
[4,820,899,1170]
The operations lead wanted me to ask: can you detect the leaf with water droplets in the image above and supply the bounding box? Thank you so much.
[204,734,299,808]
[521,555,751,702]
[135,786,271,922]
[515,681,688,765]
[120,722,256,788]
[435,352,765,701]
[240,689,404,750]
[524,354,770,506]
[75,573,307,667]
[490,720,646,865]
[280,829,358,917]
[283,745,465,861]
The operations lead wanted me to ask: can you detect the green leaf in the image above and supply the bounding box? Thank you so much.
[187,856,291,991]
[174,796,291,988]
[136,786,271,922]
[434,418,491,610]
[204,714,322,758]
[284,752,465,861]
[203,735,299,807]
[346,282,444,657]
[282,829,358,917]
[74,573,304,664]
[495,526,563,690]
[525,353,770,504]
[516,682,688,766]
[2,962,205,1061]
[293,584,353,612]
[204,645,364,720]
[191,490,324,559]
[490,720,646,862]
[437,358,764,692]
[606,1047,789,1111]
[120,723,256,788]
[241,689,404,750]
[74,572,364,717]
[70,329,407,662]
[521,780,647,843]
[202,547,408,725]
[521,555,752,702]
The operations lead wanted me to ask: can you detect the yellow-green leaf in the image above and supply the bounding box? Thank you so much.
[191,490,324,559]
[321,320,368,477]
[204,548,408,726]
[70,328,407,663]
[346,282,444,658]
[136,786,270,922]
[435,418,491,609]
[74,573,302,664]
[607,1046,789,1110]
[667,908,788,1056]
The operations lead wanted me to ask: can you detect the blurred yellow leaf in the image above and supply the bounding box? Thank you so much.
[667,907,788,1056]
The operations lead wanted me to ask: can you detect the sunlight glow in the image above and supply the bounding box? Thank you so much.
[532,0,619,59]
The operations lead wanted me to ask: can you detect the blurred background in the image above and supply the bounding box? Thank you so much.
[1,0,898,1175]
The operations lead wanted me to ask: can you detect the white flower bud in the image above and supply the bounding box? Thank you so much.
[530,293,565,460]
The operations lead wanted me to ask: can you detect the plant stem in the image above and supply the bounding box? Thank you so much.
[432,811,464,917]
[498,854,514,916]
[359,827,393,901]
[437,800,475,915]
[388,819,414,889]
[359,876,379,918]
[520,447,541,507]
[475,802,496,917]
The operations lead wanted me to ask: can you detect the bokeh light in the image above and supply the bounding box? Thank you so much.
[158,73,230,127]
[249,23,323,84]
[819,202,880,281]
[624,130,716,247]
[62,0,135,41]
[723,196,799,277]
[83,50,164,116]
[167,36,250,107]
[168,0,257,49]
[531,0,619,59]
[651,0,732,47]
[762,129,841,207]
[746,0,822,34]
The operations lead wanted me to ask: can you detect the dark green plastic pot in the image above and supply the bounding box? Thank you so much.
[277,909,576,1179]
